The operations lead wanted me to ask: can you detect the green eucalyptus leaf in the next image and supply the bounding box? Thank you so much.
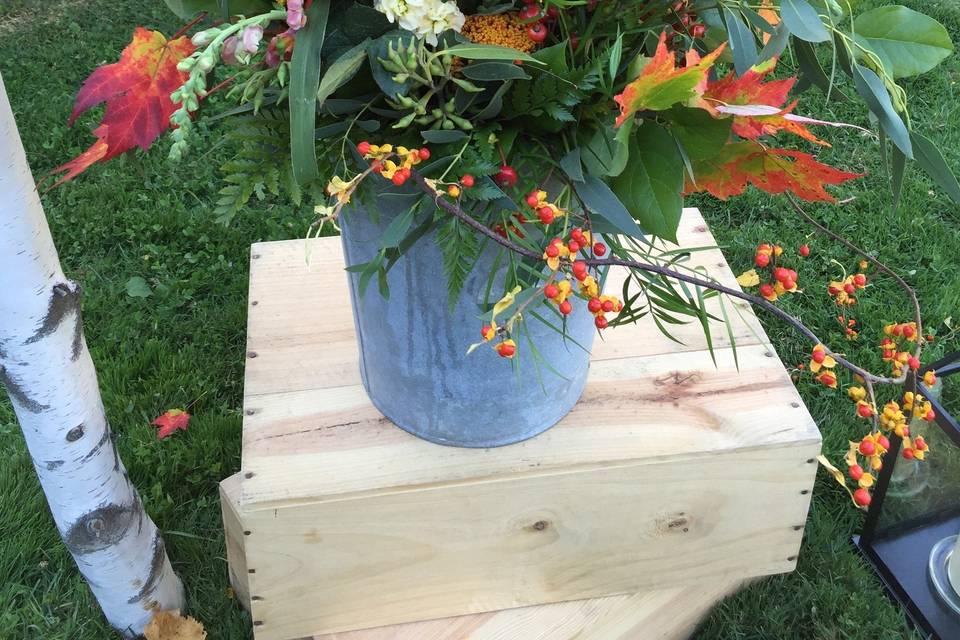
[722,8,758,75]
[610,123,684,243]
[440,43,543,64]
[574,177,644,239]
[781,0,831,43]
[851,64,912,158]
[420,130,469,144]
[560,148,584,183]
[316,39,370,107]
[911,131,960,204]
[853,6,954,79]
[461,62,531,81]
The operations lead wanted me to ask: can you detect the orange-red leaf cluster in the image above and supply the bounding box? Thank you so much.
[50,28,193,187]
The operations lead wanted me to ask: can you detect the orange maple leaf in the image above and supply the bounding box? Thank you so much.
[684,141,863,202]
[700,59,830,146]
[49,27,194,187]
[153,408,191,440]
[614,32,726,127]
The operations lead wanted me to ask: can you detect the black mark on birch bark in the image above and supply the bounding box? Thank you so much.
[79,427,110,463]
[66,424,85,442]
[63,502,139,555]
[127,532,168,605]
[44,459,65,470]
[25,281,84,360]
[0,364,49,412]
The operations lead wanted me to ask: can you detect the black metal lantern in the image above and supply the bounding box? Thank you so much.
[854,352,960,639]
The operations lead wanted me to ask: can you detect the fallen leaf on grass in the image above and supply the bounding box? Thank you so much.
[144,610,206,640]
[153,409,190,440]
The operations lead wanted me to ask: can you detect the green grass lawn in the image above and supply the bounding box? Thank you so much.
[1,1,959,638]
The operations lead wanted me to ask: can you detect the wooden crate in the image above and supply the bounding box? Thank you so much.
[221,473,744,640]
[223,208,821,640]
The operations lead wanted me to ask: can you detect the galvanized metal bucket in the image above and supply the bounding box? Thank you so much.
[339,192,596,447]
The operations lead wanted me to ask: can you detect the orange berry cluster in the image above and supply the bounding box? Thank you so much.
[542,228,620,330]
[837,314,858,340]
[809,343,837,388]
[879,322,919,376]
[827,272,867,306]
[479,322,516,359]
[524,189,566,225]
[753,243,800,302]
[357,141,430,186]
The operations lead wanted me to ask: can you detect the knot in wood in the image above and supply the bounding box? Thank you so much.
[530,520,549,532]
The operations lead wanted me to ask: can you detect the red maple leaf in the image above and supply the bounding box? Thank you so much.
[49,27,194,187]
[685,141,863,202]
[152,408,191,440]
[699,59,830,146]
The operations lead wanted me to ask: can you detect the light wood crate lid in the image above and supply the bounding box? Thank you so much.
[240,208,820,509]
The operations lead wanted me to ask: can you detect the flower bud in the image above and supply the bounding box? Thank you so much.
[196,54,215,73]
[241,25,264,54]
[191,28,220,48]
[176,57,196,73]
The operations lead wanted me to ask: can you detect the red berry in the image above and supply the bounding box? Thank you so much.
[527,22,548,42]
[877,435,890,450]
[558,300,573,315]
[571,227,585,242]
[844,283,856,295]
[773,267,790,282]
[755,253,770,268]
[519,4,540,20]
[544,283,559,299]
[857,404,873,418]
[567,240,581,254]
[370,160,383,173]
[908,356,920,370]
[914,436,927,451]
[903,324,915,338]
[593,242,607,257]
[853,273,867,287]
[760,283,774,298]
[497,342,516,358]
[849,465,864,481]
[926,409,936,421]
[781,278,796,291]
[588,298,602,313]
[357,141,371,155]
[858,440,876,456]
[828,285,840,295]
[526,192,540,207]
[572,260,587,273]
[691,23,706,38]
[545,243,560,258]
[495,165,517,188]
[853,488,872,507]
[546,6,559,19]
[480,324,493,340]
[538,207,555,225]
[902,448,915,460]
[460,174,475,188]
[798,244,810,257]
[601,300,614,312]
[595,316,608,329]
[812,350,826,364]
[418,147,430,160]
[392,172,407,186]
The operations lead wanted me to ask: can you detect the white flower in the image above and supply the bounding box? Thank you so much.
[376,0,465,46]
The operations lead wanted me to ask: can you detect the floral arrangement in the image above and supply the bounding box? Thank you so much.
[54,0,957,507]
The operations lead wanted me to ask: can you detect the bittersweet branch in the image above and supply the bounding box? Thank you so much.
[411,170,912,386]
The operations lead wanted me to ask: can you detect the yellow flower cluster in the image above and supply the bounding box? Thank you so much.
[461,12,537,54]
[361,143,428,183]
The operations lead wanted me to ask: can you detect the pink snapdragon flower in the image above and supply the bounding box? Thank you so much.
[241,25,264,53]
[286,0,307,30]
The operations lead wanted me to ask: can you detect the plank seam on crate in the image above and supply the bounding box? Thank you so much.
[239,340,777,401]
[237,437,820,511]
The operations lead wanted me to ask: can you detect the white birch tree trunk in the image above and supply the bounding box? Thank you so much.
[0,73,184,636]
